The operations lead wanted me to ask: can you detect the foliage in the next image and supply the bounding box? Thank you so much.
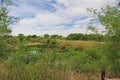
[0,0,19,36]
[72,48,102,74]
[100,5,120,75]
[0,0,19,58]
[44,33,49,38]
[44,38,58,48]
[51,34,63,39]
[6,36,19,49]
[0,46,104,80]
[17,34,25,42]
[67,33,105,41]
[87,25,98,34]
[0,37,8,58]
[88,3,120,75]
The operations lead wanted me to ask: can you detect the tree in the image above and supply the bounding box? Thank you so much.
[31,34,37,38]
[18,34,25,42]
[0,0,19,36]
[88,3,120,75]
[87,25,98,34]
[44,34,49,38]
[67,33,104,41]
[0,0,19,58]
[51,34,62,39]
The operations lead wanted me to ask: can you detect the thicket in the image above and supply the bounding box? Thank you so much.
[88,3,120,76]
[67,33,105,41]
[0,0,19,58]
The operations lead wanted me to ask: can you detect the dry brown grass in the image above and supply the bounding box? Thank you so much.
[25,42,43,46]
[57,40,97,50]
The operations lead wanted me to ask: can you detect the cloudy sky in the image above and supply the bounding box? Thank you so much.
[6,0,118,36]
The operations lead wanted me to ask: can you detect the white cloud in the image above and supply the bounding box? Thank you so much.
[9,0,117,36]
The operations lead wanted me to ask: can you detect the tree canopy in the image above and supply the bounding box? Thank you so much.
[88,3,120,75]
[0,0,19,58]
[0,0,19,36]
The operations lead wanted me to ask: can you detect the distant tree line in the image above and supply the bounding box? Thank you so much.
[66,33,105,41]
[7,33,105,43]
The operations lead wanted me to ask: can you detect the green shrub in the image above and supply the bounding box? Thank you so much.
[0,38,9,58]
[83,48,102,60]
[71,48,103,78]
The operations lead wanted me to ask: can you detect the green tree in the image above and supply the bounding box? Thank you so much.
[88,3,120,75]
[51,34,62,39]
[0,0,19,58]
[87,25,98,34]
[18,33,25,42]
[31,34,37,38]
[0,0,19,36]
[44,34,49,38]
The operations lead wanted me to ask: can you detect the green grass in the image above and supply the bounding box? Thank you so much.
[0,44,105,80]
[0,39,109,80]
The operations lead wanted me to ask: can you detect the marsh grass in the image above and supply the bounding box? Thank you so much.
[1,52,71,80]
[0,41,104,80]
[0,44,105,79]
[57,40,96,50]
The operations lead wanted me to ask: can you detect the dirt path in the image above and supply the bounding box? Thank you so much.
[26,42,44,46]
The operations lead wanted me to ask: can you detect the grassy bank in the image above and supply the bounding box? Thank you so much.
[0,44,106,80]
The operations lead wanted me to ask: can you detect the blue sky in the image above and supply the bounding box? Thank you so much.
[6,0,118,36]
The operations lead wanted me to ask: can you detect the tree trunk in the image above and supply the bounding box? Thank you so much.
[101,71,105,80]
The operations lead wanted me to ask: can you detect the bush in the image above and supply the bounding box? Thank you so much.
[0,38,9,58]
[71,48,102,75]
[83,48,102,60]
[44,39,58,48]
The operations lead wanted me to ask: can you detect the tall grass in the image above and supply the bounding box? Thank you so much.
[0,47,103,80]
[0,51,71,80]
[0,39,105,80]
[57,40,96,50]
